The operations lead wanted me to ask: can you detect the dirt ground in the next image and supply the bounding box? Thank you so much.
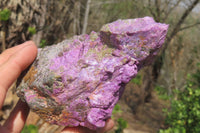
[110,91,169,133]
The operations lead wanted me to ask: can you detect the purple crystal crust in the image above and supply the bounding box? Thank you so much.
[16,17,168,130]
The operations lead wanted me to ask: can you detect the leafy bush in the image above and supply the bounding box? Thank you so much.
[159,127,186,133]
[21,124,38,133]
[192,69,200,87]
[112,104,122,115]
[115,118,128,133]
[39,39,47,48]
[131,74,141,85]
[154,85,170,100]
[0,8,11,21]
[159,67,200,133]
[112,104,128,133]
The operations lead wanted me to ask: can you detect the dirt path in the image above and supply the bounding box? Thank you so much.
[109,91,169,133]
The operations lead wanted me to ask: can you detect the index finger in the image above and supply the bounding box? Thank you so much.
[0,41,31,65]
[0,41,37,108]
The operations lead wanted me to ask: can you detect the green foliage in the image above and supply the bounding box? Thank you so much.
[21,124,38,133]
[112,104,128,133]
[154,85,170,100]
[115,118,128,133]
[131,75,141,85]
[112,104,122,115]
[0,8,11,21]
[159,67,200,133]
[196,62,200,68]
[112,104,122,119]
[192,69,200,87]
[159,127,186,133]
[39,39,47,48]
[28,27,36,35]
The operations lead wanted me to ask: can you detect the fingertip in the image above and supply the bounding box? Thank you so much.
[23,41,38,58]
[61,119,114,133]
[105,118,115,131]
[61,126,95,133]
[0,41,37,65]
[8,41,38,71]
[98,118,114,133]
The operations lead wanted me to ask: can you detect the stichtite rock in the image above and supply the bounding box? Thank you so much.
[16,17,168,130]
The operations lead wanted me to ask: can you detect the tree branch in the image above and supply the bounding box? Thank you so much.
[155,0,161,22]
[148,0,157,19]
[163,0,181,21]
[167,0,199,45]
[82,0,91,34]
[91,0,118,7]
[179,22,200,31]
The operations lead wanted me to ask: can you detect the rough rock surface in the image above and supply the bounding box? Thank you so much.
[16,17,168,130]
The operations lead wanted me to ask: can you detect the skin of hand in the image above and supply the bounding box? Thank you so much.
[0,41,114,133]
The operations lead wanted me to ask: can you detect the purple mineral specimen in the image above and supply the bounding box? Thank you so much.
[16,17,168,130]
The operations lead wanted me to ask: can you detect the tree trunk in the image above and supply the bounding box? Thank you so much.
[0,0,77,132]
[82,0,91,34]
[0,0,43,51]
[138,0,200,113]
[73,1,81,35]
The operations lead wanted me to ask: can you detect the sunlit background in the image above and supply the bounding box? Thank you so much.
[0,0,200,132]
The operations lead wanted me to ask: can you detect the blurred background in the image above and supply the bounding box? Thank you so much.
[0,0,200,133]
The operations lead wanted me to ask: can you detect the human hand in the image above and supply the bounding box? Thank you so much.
[0,41,114,133]
[0,41,37,133]
[61,118,114,133]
